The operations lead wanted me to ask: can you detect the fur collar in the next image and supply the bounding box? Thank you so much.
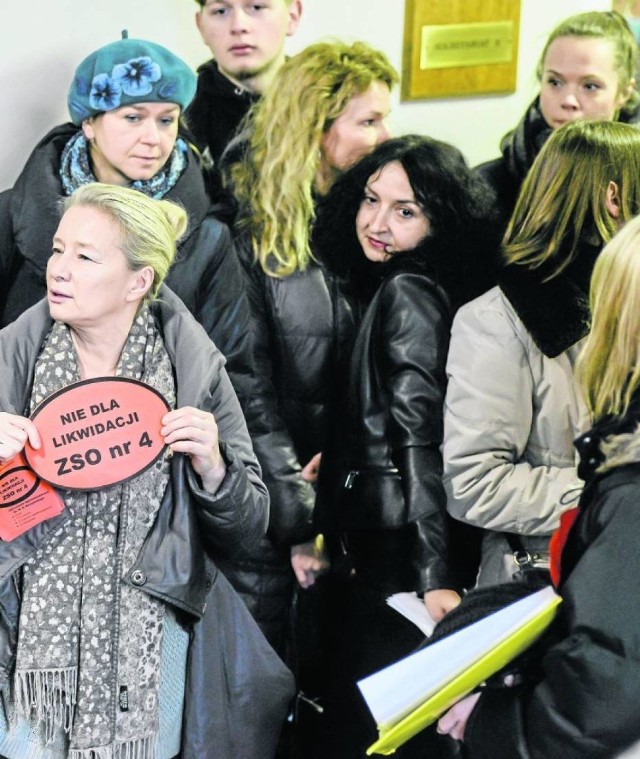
[576,394,640,479]
[498,241,600,358]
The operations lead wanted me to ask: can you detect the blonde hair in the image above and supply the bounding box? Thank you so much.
[231,40,398,277]
[537,10,639,116]
[578,215,640,420]
[503,120,640,278]
[62,183,187,300]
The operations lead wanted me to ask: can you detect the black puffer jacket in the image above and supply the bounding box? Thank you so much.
[219,236,355,648]
[0,123,256,411]
[316,254,456,594]
[185,59,258,165]
[464,397,640,758]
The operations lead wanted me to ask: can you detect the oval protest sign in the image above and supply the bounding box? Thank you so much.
[24,378,170,490]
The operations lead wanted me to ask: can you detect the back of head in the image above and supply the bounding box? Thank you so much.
[537,11,639,116]
[504,120,640,277]
[578,214,640,420]
[231,40,398,277]
[68,34,197,125]
[62,183,187,299]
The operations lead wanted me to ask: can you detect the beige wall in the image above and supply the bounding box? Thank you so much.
[0,0,609,191]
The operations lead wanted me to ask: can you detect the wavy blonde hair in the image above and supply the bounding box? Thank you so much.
[231,40,397,277]
[578,215,640,420]
[63,183,187,300]
[503,120,640,279]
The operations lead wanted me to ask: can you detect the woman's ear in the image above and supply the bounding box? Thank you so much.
[82,118,94,142]
[616,78,636,111]
[126,266,155,303]
[606,180,621,219]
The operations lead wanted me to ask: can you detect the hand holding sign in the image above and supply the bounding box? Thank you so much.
[161,407,227,494]
[25,378,170,490]
[0,413,41,465]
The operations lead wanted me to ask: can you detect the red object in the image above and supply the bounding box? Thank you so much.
[24,378,170,490]
[549,507,580,587]
[0,454,64,540]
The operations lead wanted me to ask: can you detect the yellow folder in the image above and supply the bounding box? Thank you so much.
[358,585,562,756]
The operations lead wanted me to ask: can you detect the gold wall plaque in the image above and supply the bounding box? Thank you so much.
[402,0,521,101]
[420,22,514,70]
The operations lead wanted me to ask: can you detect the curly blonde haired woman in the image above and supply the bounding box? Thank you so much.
[219,39,397,689]
[231,40,398,275]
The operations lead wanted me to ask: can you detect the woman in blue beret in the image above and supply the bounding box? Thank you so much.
[0,35,256,417]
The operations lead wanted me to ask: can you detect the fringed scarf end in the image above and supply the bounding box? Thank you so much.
[15,666,77,741]
[69,734,156,759]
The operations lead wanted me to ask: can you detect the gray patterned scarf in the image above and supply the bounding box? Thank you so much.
[15,306,176,758]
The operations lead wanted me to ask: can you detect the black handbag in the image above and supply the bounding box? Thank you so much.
[182,567,296,759]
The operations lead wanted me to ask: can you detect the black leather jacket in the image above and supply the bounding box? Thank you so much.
[0,288,269,753]
[317,258,456,594]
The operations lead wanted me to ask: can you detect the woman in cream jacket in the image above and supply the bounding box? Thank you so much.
[443,120,640,586]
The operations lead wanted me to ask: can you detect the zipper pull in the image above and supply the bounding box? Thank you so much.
[344,471,357,489]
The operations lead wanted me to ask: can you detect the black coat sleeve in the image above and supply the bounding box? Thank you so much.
[182,219,256,409]
[465,481,640,758]
[378,274,455,592]
[186,364,270,557]
[0,190,16,320]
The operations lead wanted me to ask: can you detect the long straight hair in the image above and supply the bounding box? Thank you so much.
[503,120,640,279]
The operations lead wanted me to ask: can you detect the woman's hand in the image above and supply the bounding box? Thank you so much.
[424,588,461,622]
[0,413,40,464]
[301,452,322,483]
[437,693,481,741]
[161,407,226,494]
[291,538,329,588]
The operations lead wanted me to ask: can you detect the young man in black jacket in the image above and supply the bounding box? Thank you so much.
[187,0,302,165]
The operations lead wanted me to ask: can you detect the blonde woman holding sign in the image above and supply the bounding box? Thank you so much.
[0,184,286,759]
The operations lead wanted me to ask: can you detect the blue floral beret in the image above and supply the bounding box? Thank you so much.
[68,37,196,124]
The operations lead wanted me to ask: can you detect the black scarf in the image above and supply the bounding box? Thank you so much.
[500,97,553,184]
[498,241,600,358]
